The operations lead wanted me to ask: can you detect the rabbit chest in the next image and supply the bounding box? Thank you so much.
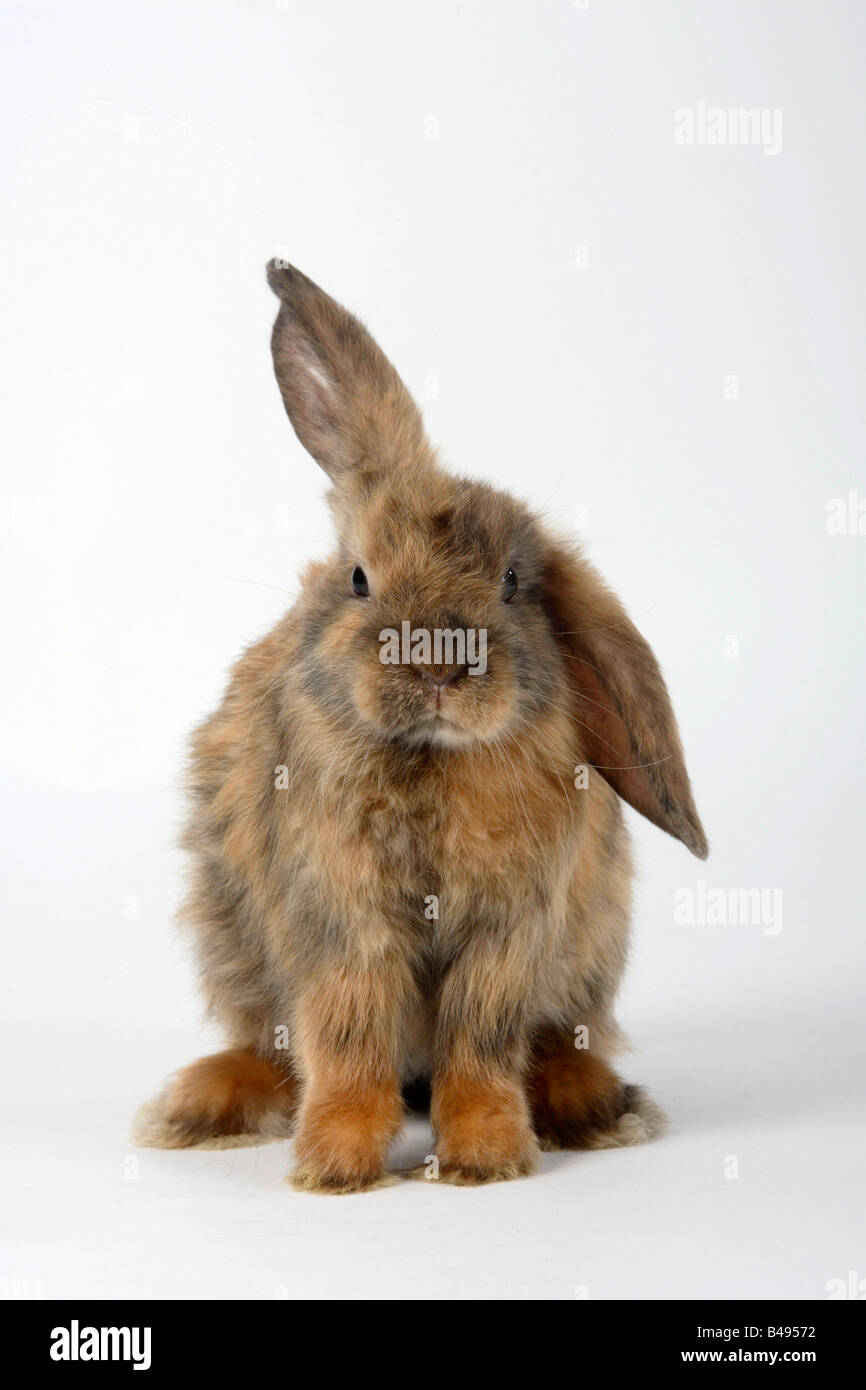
[304,738,581,961]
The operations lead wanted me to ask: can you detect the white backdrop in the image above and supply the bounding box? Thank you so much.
[1,0,864,1300]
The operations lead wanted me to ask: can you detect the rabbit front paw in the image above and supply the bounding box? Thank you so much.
[431,1074,539,1185]
[289,1082,403,1194]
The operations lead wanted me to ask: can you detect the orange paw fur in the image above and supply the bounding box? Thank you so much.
[132,1048,297,1149]
[290,1082,403,1193]
[431,1073,539,1184]
[528,1030,658,1150]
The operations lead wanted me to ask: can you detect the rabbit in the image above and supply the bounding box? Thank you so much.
[132,260,708,1192]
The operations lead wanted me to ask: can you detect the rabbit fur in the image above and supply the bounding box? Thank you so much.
[132,262,707,1191]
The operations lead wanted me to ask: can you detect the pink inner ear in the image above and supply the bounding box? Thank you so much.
[298,347,337,410]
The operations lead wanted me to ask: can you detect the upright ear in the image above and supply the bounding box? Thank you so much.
[266,260,428,486]
[543,541,708,859]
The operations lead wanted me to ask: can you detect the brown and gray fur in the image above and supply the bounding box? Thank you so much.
[132,262,708,1191]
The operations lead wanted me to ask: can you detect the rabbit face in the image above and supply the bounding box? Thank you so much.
[298,471,564,749]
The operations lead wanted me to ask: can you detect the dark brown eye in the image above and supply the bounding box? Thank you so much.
[501,566,518,602]
[351,565,369,597]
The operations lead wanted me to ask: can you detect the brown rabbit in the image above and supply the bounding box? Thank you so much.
[132,261,708,1191]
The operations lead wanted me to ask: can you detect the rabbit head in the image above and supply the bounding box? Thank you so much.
[267,261,707,858]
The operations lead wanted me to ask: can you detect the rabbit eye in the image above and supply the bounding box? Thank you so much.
[351,565,370,597]
[501,566,518,602]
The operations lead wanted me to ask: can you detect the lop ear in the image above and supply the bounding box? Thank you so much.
[543,541,708,859]
[266,260,429,486]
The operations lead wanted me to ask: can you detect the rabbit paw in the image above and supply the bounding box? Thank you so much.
[289,1084,403,1194]
[130,1049,297,1150]
[528,1031,667,1152]
[582,1084,668,1149]
[431,1074,540,1185]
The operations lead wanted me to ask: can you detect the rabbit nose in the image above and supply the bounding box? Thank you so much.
[417,664,468,688]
